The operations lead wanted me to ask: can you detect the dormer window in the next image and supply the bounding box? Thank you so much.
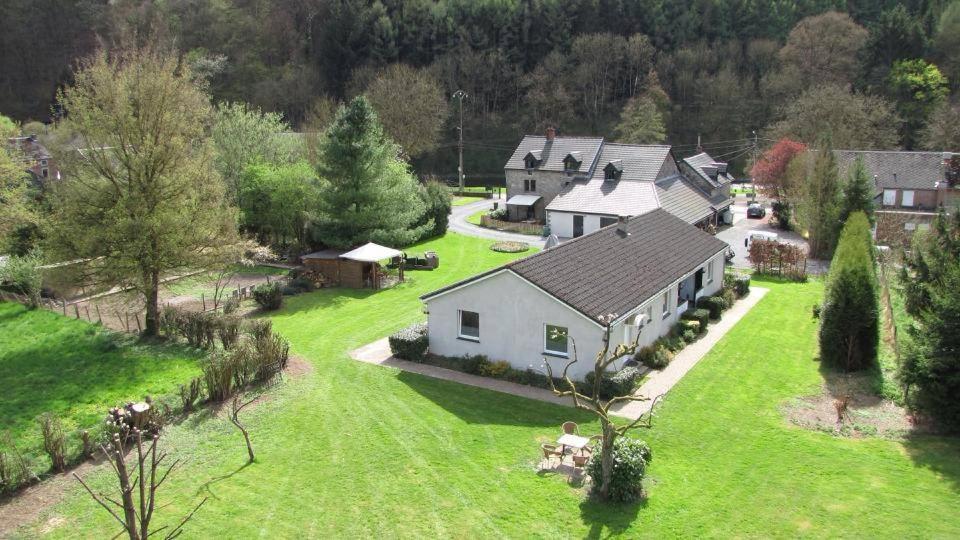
[524,150,542,172]
[604,160,623,181]
[563,152,582,174]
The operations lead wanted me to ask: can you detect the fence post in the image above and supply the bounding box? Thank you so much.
[62,300,67,316]
[95,304,102,324]
[135,314,142,333]
[201,293,206,311]
[84,305,91,321]
[74,304,80,319]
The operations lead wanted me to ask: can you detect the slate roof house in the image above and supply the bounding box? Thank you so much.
[7,135,58,184]
[835,150,958,247]
[421,209,728,381]
[503,128,733,238]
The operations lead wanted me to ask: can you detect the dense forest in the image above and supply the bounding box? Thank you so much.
[2,0,958,180]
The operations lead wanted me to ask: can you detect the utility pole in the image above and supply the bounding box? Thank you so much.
[751,130,759,201]
[452,90,467,194]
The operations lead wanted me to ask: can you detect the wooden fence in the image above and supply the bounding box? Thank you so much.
[480,215,544,236]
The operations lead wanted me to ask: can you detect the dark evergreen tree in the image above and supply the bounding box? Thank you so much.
[839,156,876,225]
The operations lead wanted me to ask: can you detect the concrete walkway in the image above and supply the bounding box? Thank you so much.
[609,286,770,419]
[351,287,768,420]
[350,338,572,407]
[448,196,547,248]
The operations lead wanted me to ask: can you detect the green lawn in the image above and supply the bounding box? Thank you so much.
[0,303,202,471]
[20,236,960,538]
[466,208,486,225]
[452,196,485,206]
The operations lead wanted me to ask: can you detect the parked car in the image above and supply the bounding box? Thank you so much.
[747,202,766,218]
[745,230,779,248]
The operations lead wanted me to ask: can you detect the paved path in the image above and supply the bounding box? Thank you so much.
[350,338,572,407]
[449,196,547,248]
[609,286,770,419]
[351,287,768,420]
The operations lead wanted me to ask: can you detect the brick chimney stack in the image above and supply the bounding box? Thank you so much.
[545,126,556,141]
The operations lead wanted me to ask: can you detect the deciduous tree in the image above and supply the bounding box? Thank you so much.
[49,49,239,337]
[933,1,960,92]
[360,64,446,158]
[770,85,901,149]
[921,100,960,150]
[613,94,666,144]
[777,12,868,91]
[750,138,806,198]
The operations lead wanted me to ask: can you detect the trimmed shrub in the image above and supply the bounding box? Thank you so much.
[636,344,673,369]
[681,308,710,332]
[681,329,697,343]
[679,319,700,334]
[721,287,736,310]
[460,354,491,375]
[819,212,878,371]
[388,323,429,362]
[585,437,652,502]
[217,315,243,349]
[725,272,750,297]
[480,360,512,378]
[253,282,283,310]
[585,367,642,400]
[697,296,725,320]
[222,296,240,315]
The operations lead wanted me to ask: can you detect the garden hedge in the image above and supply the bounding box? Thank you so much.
[388,323,429,362]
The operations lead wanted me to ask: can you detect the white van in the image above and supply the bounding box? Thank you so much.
[745,230,779,248]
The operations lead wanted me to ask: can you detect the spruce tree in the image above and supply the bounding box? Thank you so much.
[839,156,875,225]
[801,141,842,258]
[819,212,879,371]
[311,97,428,248]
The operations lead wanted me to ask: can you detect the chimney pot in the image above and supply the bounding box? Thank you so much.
[545,126,556,141]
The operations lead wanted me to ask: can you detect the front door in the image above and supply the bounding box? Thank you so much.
[573,215,584,237]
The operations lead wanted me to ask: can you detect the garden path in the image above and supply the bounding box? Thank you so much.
[448,196,548,248]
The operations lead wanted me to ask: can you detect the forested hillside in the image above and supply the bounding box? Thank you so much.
[2,0,958,179]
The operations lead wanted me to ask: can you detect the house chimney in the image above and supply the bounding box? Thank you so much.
[893,173,898,184]
[616,215,630,237]
[545,126,556,141]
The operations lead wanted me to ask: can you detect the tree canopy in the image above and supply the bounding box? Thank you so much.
[48,49,239,336]
[311,97,429,249]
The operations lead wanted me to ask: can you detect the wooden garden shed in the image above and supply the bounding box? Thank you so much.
[301,242,404,290]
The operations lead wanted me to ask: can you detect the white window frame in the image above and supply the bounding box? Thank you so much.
[458,309,480,341]
[904,222,916,231]
[883,189,896,206]
[543,324,569,357]
[661,289,671,319]
[901,190,915,207]
[707,260,715,284]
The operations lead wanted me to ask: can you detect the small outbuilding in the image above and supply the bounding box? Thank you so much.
[302,242,404,289]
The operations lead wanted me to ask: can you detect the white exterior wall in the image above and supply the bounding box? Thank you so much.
[546,211,615,238]
[423,250,725,382]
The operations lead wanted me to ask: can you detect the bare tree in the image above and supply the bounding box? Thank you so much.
[230,394,258,464]
[73,431,206,540]
[543,315,662,500]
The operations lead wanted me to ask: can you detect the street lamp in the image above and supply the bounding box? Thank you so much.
[452,90,467,194]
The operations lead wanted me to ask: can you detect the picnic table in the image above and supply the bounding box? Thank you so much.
[557,433,590,455]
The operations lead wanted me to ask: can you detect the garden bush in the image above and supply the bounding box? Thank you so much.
[585,367,642,400]
[586,436,653,502]
[678,319,700,334]
[289,276,315,292]
[388,323,429,362]
[697,296,725,320]
[725,272,751,297]
[681,329,697,343]
[479,360,512,378]
[38,413,66,472]
[721,286,736,310]
[636,343,673,369]
[217,315,243,349]
[253,282,283,310]
[460,354,491,375]
[222,296,240,315]
[681,308,710,332]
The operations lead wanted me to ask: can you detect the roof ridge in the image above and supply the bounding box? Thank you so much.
[834,149,952,155]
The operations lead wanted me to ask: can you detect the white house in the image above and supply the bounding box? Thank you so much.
[503,129,734,239]
[421,209,728,381]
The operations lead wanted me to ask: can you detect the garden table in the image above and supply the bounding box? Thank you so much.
[557,433,590,455]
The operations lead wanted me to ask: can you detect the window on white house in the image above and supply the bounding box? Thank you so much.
[661,289,671,319]
[459,310,480,341]
[902,190,915,207]
[883,189,896,206]
[645,305,653,324]
[707,260,715,284]
[599,216,618,228]
[544,324,568,356]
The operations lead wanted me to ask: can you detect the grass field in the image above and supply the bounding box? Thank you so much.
[0,303,202,470]
[162,264,288,299]
[466,208,486,225]
[452,196,483,206]
[18,236,960,538]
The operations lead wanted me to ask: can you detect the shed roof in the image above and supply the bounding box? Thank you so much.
[341,242,403,262]
[422,209,728,323]
[506,194,543,206]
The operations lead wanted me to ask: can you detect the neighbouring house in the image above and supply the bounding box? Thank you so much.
[836,150,959,247]
[421,209,728,381]
[503,127,733,238]
[7,135,58,184]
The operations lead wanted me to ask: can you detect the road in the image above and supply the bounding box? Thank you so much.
[448,195,547,248]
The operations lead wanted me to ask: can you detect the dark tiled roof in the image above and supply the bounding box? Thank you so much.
[546,178,660,216]
[682,152,734,187]
[835,150,952,193]
[422,210,728,323]
[655,174,732,224]
[7,137,51,161]
[589,143,673,182]
[504,135,604,173]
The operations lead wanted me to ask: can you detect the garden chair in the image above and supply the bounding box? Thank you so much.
[572,454,589,468]
[583,435,602,454]
[561,421,579,435]
[541,444,564,467]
